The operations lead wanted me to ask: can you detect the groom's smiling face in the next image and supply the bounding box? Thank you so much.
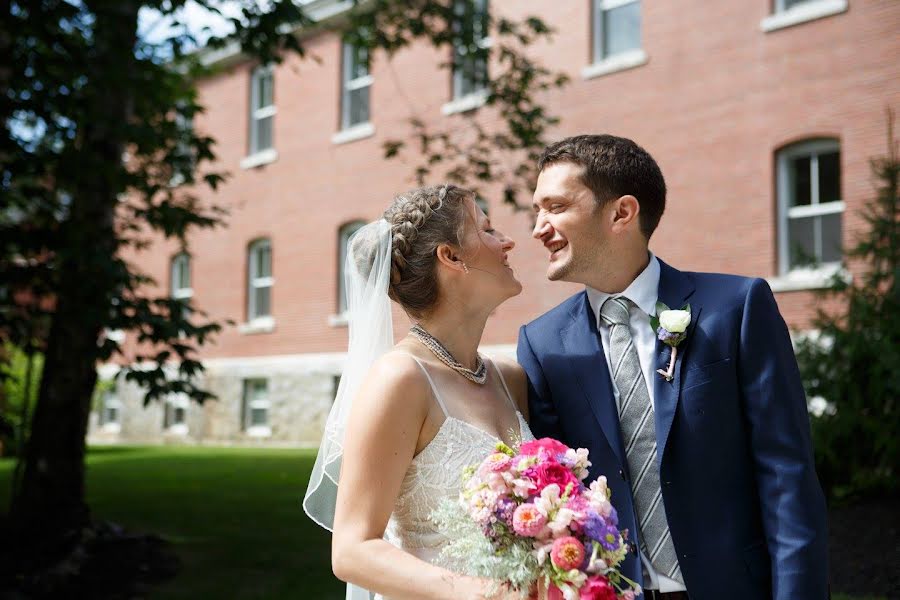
[532,161,609,284]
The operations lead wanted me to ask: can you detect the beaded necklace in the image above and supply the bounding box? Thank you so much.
[409,324,487,385]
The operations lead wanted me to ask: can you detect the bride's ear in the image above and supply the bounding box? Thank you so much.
[435,243,467,274]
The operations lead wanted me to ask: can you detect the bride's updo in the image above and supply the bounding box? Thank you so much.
[382,184,472,318]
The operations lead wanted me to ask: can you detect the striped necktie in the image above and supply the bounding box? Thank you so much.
[600,296,683,584]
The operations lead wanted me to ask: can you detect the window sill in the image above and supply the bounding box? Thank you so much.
[767,263,849,292]
[100,423,121,434]
[165,424,189,436]
[246,425,272,438]
[328,313,349,328]
[760,0,848,32]
[332,122,375,145]
[240,148,278,170]
[581,49,648,80]
[239,316,276,335]
[441,90,488,116]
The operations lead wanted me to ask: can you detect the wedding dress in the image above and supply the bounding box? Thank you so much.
[375,356,536,600]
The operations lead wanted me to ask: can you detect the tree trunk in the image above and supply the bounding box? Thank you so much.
[10,0,140,562]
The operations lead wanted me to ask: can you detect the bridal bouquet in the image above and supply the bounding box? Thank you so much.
[431,438,640,600]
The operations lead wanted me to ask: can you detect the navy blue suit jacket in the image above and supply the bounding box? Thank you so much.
[517,260,828,600]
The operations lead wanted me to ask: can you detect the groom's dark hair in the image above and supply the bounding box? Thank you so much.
[537,134,666,238]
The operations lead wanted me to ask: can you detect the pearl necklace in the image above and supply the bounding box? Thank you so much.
[409,324,487,385]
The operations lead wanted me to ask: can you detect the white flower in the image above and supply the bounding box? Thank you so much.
[659,309,691,333]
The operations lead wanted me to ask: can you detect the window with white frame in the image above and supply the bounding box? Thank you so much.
[249,65,275,155]
[452,0,490,100]
[777,139,843,274]
[592,0,642,63]
[242,379,271,436]
[775,0,819,12]
[337,221,366,315]
[247,239,273,321]
[163,393,189,434]
[340,40,372,130]
[171,252,192,300]
[99,390,122,430]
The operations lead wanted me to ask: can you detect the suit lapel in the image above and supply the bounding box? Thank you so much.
[561,293,627,468]
[653,260,699,465]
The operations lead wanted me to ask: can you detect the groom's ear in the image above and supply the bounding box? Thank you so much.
[435,243,467,273]
[610,195,640,233]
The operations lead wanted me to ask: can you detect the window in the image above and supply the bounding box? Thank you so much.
[249,65,275,155]
[242,379,271,436]
[163,393,189,435]
[340,40,372,130]
[776,0,824,12]
[337,221,366,315]
[777,139,843,274]
[761,0,848,32]
[592,0,642,62]
[99,390,122,431]
[452,0,490,101]
[171,252,192,300]
[248,239,273,321]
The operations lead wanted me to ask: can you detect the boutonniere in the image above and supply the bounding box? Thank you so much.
[650,302,691,382]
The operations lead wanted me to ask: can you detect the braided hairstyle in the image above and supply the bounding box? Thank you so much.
[382,184,473,318]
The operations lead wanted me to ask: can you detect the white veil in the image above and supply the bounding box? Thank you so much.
[303,219,393,600]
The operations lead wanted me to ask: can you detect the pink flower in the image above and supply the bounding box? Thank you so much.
[519,437,570,458]
[546,584,564,600]
[526,461,581,496]
[620,592,636,600]
[512,503,547,537]
[550,536,585,571]
[578,575,616,600]
[480,452,512,473]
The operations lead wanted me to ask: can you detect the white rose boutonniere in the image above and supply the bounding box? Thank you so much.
[650,303,691,382]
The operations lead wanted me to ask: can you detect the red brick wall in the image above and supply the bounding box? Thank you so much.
[121,0,900,359]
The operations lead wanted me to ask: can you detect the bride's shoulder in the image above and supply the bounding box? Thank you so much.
[489,355,528,414]
[360,350,433,409]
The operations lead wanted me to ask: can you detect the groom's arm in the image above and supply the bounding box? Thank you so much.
[517,324,563,441]
[738,278,829,600]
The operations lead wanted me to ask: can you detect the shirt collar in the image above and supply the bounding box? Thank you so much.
[586,253,660,329]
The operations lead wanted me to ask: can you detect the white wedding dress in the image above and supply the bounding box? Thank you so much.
[374,356,536,600]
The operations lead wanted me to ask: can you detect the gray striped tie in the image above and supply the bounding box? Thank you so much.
[600,297,683,584]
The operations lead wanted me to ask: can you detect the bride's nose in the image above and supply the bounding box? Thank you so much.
[500,233,515,251]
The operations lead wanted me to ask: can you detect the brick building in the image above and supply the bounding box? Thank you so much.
[88,0,900,445]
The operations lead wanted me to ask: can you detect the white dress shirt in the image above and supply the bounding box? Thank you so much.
[585,253,686,593]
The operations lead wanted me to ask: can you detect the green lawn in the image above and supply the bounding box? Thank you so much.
[0,449,887,600]
[0,446,345,599]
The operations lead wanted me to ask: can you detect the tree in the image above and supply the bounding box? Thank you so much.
[1,0,565,575]
[795,109,900,503]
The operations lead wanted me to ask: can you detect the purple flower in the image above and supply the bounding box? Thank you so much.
[494,497,517,527]
[583,512,622,551]
[656,327,682,343]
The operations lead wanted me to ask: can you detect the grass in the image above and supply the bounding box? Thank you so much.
[0,446,345,599]
[0,448,888,600]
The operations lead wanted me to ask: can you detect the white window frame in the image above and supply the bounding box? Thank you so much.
[247,239,273,323]
[171,252,193,300]
[761,0,848,33]
[243,379,271,437]
[336,221,366,318]
[164,393,189,435]
[100,390,122,433]
[776,139,844,276]
[448,0,490,108]
[591,0,643,62]
[340,40,373,131]
[247,65,276,158]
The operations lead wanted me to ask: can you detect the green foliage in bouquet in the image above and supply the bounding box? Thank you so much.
[795,110,900,503]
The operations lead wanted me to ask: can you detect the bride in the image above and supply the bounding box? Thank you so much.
[304,184,536,600]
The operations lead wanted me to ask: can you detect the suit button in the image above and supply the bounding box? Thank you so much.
[619,469,626,480]
[628,542,637,555]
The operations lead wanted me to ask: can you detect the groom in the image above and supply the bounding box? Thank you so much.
[517,135,828,599]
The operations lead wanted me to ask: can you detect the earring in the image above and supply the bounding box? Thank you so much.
[462,262,469,274]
